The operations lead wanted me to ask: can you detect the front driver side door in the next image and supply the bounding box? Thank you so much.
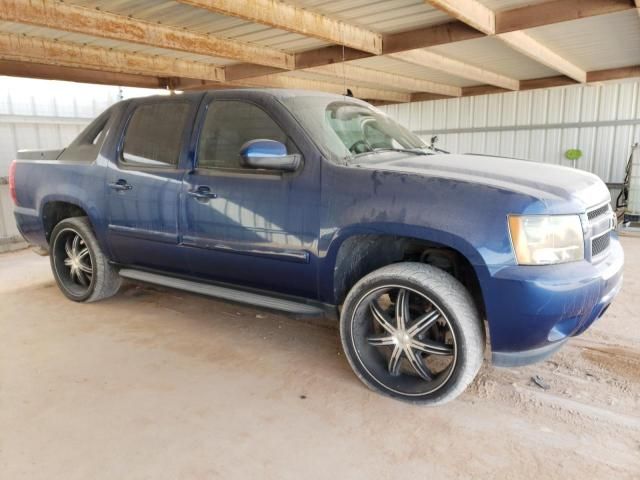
[181,96,320,299]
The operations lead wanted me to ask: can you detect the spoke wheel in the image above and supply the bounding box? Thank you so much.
[353,285,457,396]
[50,216,122,303]
[52,227,95,298]
[340,262,484,404]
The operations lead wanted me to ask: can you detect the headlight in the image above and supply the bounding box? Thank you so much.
[508,215,584,265]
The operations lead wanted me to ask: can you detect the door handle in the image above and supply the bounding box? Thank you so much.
[108,179,132,191]
[188,186,218,200]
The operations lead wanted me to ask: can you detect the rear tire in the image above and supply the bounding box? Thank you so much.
[340,262,484,405]
[49,216,121,302]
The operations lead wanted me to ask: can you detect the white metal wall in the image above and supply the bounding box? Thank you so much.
[380,79,640,186]
[0,77,164,246]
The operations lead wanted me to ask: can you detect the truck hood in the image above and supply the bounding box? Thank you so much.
[356,152,610,212]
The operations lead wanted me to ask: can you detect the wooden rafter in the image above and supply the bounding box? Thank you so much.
[389,50,519,90]
[424,0,495,35]
[495,0,636,33]
[0,59,164,89]
[407,65,640,103]
[303,63,461,97]
[498,31,587,83]
[424,0,591,83]
[0,0,635,104]
[2,0,631,90]
[178,76,412,103]
[0,0,294,69]
[175,0,382,54]
[587,65,640,82]
[382,21,484,54]
[0,33,226,83]
[232,75,411,103]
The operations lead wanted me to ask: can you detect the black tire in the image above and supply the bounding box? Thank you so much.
[340,262,484,405]
[49,216,121,303]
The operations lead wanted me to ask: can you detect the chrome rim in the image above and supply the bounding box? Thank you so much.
[350,285,457,396]
[53,228,94,296]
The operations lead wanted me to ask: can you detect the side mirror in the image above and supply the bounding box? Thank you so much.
[239,139,300,172]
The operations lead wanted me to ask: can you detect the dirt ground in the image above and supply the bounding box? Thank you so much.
[1,237,639,480]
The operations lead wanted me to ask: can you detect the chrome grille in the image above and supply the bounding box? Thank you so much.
[586,202,614,260]
[587,204,609,221]
[591,231,611,257]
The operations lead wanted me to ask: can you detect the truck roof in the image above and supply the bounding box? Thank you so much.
[128,88,366,104]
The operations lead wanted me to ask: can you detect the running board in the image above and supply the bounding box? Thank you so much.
[118,269,324,316]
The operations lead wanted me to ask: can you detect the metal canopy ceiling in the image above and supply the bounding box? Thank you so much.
[0,0,637,103]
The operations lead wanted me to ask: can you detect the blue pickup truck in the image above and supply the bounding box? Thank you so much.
[10,89,623,404]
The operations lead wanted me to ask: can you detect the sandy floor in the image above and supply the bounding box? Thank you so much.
[1,237,639,479]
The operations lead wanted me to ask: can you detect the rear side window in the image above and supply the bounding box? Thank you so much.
[57,107,114,162]
[122,102,191,167]
[77,108,111,146]
[197,100,289,170]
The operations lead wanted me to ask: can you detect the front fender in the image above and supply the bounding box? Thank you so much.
[317,222,492,304]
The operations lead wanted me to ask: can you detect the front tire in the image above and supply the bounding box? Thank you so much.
[50,217,121,302]
[340,262,484,405]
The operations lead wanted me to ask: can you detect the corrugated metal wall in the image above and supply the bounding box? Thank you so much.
[0,79,123,176]
[380,80,640,187]
[0,78,161,248]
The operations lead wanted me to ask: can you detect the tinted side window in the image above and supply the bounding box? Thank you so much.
[122,102,191,167]
[77,108,111,146]
[198,101,289,170]
[58,107,114,162]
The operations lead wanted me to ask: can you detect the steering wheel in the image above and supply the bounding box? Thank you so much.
[349,140,370,154]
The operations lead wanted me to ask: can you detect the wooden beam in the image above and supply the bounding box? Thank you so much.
[425,0,596,82]
[0,33,226,83]
[303,63,461,96]
[0,59,163,89]
[409,92,454,102]
[240,78,410,103]
[587,65,640,82]
[224,64,285,82]
[383,21,484,54]
[227,21,486,78]
[233,75,412,103]
[421,66,640,101]
[461,85,508,96]
[498,31,587,83]
[295,46,372,70]
[175,0,382,54]
[520,75,576,90]
[0,0,294,69]
[389,49,519,90]
[496,0,635,34]
[460,76,577,96]
[424,0,496,35]
[178,75,412,103]
[231,0,630,83]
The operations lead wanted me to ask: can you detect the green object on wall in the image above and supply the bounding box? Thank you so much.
[564,149,582,161]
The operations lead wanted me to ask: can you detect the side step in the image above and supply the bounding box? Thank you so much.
[118,268,324,316]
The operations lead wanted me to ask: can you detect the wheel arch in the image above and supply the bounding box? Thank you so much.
[323,224,490,317]
[40,196,97,243]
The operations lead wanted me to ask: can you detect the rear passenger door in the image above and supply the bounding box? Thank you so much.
[180,96,320,298]
[106,97,197,273]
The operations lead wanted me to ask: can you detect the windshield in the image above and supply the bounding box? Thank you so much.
[280,95,428,162]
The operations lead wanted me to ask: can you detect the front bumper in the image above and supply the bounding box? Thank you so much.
[485,234,624,367]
